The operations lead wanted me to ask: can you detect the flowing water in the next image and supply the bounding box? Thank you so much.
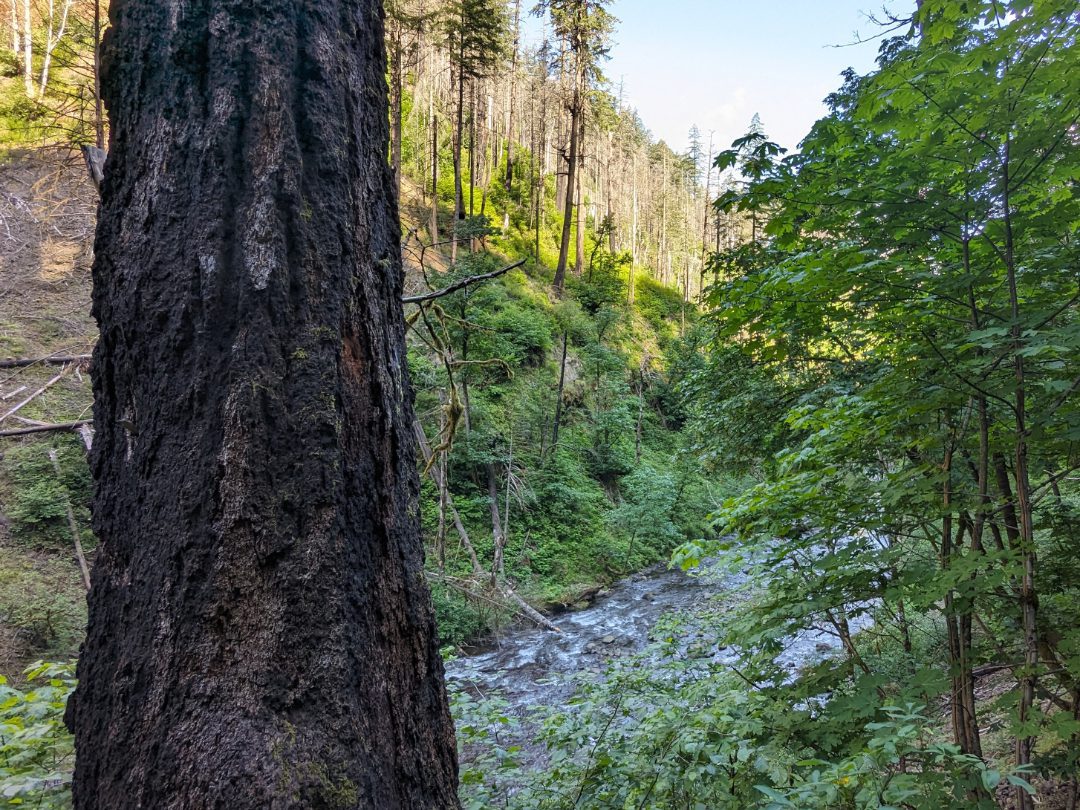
[446,562,859,714]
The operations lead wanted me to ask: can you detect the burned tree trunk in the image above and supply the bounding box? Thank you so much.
[67,1,459,808]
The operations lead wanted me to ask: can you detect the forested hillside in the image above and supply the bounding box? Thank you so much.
[0,0,732,667]
[0,0,1078,808]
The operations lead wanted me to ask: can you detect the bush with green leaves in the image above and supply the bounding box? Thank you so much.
[0,662,75,810]
[430,582,500,646]
[2,439,93,552]
[452,689,525,810]
[607,465,682,568]
[758,704,1034,810]
[453,610,1034,810]
[633,275,683,340]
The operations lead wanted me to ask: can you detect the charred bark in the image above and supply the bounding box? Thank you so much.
[67,1,459,807]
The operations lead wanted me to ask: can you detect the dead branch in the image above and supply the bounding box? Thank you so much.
[0,419,90,437]
[0,366,71,423]
[48,449,91,590]
[414,417,559,633]
[402,259,526,304]
[1,386,28,400]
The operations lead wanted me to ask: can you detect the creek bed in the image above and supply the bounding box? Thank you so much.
[446,562,859,714]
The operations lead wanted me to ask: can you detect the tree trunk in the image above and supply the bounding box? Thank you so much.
[551,331,568,452]
[699,134,714,303]
[389,20,403,207]
[606,131,616,254]
[67,2,460,807]
[468,81,476,221]
[37,0,72,100]
[487,463,506,584]
[628,153,638,306]
[9,0,18,69]
[22,0,31,98]
[48,448,91,591]
[535,102,544,259]
[574,107,586,276]
[93,0,103,148]
[1004,136,1039,810]
[660,151,667,281]
[554,70,581,293]
[452,53,466,263]
[430,113,440,242]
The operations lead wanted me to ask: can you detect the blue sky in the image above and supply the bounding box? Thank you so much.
[525,0,906,155]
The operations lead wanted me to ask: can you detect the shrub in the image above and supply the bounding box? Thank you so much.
[2,439,93,551]
[0,661,75,810]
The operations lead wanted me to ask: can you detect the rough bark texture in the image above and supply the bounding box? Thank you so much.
[67,1,460,807]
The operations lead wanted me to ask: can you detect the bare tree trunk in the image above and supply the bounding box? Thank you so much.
[660,152,668,283]
[417,420,559,633]
[37,0,72,100]
[9,0,20,73]
[487,463,505,584]
[502,423,513,541]
[468,80,476,221]
[430,113,439,242]
[628,153,638,306]
[436,398,448,572]
[48,448,91,591]
[452,56,465,263]
[606,131,616,253]
[67,2,460,806]
[93,0,103,148]
[1004,137,1038,810]
[535,92,545,260]
[961,243,989,762]
[389,18,404,206]
[574,106,591,276]
[943,498,980,757]
[553,68,581,293]
[502,0,521,233]
[551,331,568,452]
[699,133,714,303]
[22,0,32,98]
[415,417,482,577]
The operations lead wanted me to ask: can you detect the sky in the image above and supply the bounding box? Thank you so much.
[524,0,904,156]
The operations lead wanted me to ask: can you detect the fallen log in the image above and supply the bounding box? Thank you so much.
[0,420,92,438]
[0,354,92,369]
[0,367,71,423]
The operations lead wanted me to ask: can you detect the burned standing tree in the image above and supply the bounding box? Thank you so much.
[66,0,460,808]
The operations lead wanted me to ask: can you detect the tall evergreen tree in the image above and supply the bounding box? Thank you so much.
[66,0,460,806]
[538,0,615,293]
[442,0,508,260]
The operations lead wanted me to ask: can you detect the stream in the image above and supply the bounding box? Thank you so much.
[445,562,860,715]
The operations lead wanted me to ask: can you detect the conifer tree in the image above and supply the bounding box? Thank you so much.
[66,1,460,806]
[537,0,614,293]
[442,0,508,260]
